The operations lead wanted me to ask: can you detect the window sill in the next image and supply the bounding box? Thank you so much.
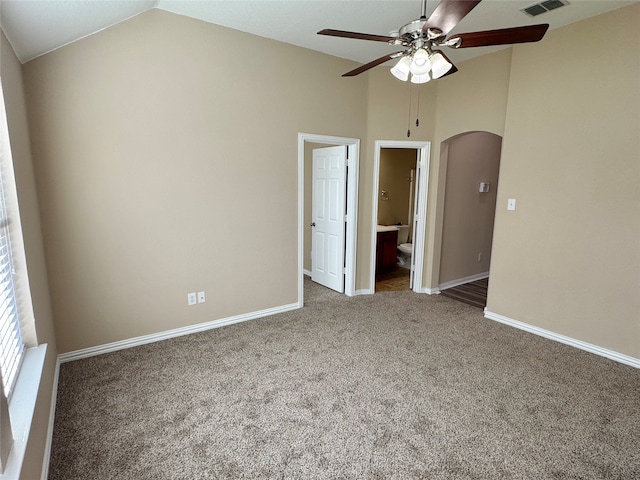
[1,344,47,480]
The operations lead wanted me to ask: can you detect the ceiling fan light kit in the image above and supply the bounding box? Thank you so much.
[410,72,431,84]
[391,47,452,83]
[410,48,432,74]
[390,56,412,81]
[319,0,550,81]
[430,52,453,78]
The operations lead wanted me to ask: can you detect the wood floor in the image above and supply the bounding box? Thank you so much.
[375,267,411,292]
[375,269,489,310]
[440,278,489,309]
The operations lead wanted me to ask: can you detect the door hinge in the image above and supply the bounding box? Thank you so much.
[344,214,348,222]
[343,267,347,274]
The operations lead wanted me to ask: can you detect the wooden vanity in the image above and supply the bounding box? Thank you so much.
[376,227,398,273]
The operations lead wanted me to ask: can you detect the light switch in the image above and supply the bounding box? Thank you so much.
[507,198,516,211]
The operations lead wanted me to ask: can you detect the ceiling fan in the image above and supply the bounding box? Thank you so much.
[318,0,549,83]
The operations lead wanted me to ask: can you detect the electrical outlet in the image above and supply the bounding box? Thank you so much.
[187,292,197,306]
[197,291,206,304]
[507,198,516,211]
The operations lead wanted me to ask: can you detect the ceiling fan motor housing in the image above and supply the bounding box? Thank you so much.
[394,19,446,52]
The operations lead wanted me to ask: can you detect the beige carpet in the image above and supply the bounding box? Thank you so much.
[49,279,640,479]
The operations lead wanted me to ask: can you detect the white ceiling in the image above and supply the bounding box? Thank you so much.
[1,0,637,66]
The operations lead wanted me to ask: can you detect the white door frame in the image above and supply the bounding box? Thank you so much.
[298,133,359,305]
[370,140,430,293]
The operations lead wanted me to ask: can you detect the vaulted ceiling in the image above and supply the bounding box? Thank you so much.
[1,0,637,66]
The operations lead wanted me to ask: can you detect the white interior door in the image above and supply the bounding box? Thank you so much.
[312,145,347,293]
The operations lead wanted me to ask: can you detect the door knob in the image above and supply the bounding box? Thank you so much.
[310,222,316,227]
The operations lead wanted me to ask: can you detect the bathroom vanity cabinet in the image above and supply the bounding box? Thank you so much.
[376,229,398,273]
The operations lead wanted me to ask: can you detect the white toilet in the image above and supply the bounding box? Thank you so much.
[396,225,412,268]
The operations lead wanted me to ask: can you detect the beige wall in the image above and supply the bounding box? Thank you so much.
[1,31,57,480]
[378,148,417,228]
[22,10,368,353]
[487,4,640,358]
[355,48,513,291]
[363,5,638,357]
[303,142,317,274]
[361,69,438,290]
[425,47,513,290]
[357,49,511,288]
[439,131,501,284]
[3,3,639,477]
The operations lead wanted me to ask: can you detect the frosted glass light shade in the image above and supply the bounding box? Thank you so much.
[430,52,453,79]
[390,57,411,81]
[411,73,430,84]
[410,49,431,75]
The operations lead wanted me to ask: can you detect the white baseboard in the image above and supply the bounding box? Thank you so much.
[303,269,312,278]
[40,357,60,480]
[355,289,372,295]
[59,302,300,363]
[439,271,489,291]
[484,310,640,369]
[422,287,440,295]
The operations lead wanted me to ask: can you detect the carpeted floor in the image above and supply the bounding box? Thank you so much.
[49,279,640,479]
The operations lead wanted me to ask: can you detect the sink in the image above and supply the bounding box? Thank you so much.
[377,225,399,233]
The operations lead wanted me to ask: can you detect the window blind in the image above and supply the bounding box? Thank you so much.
[0,84,23,399]
[0,230,22,397]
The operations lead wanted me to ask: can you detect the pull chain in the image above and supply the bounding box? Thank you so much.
[416,88,421,128]
[407,82,412,138]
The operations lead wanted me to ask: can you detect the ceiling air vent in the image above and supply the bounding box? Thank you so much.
[522,0,569,17]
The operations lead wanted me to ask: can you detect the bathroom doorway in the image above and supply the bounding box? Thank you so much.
[370,141,430,293]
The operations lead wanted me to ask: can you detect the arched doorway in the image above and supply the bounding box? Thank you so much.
[437,131,502,308]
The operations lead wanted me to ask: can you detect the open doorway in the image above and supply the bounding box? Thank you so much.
[437,131,502,308]
[298,133,359,306]
[370,141,430,293]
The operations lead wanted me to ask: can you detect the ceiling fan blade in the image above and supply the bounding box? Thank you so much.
[449,24,550,48]
[318,29,396,43]
[343,52,405,77]
[424,0,482,36]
